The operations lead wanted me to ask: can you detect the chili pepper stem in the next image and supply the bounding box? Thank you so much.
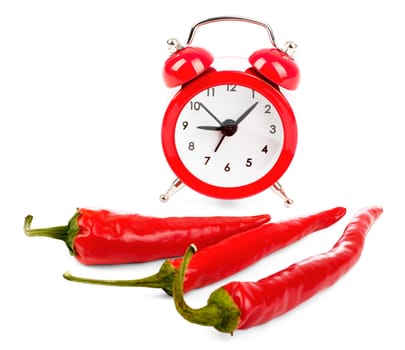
[63,261,177,295]
[63,271,167,288]
[24,215,68,239]
[173,244,240,334]
[24,212,80,255]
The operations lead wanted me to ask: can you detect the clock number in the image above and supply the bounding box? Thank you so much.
[269,124,277,134]
[182,121,189,130]
[224,163,231,172]
[190,101,201,111]
[206,88,215,97]
[261,145,269,154]
[188,141,195,151]
[245,158,253,167]
[226,84,237,92]
[264,104,272,114]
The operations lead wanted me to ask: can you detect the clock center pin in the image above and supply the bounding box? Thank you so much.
[222,119,238,137]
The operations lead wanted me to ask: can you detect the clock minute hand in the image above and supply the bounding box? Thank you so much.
[235,101,259,126]
[198,102,259,131]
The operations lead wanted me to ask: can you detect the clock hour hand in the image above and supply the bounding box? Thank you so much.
[197,125,222,131]
[235,101,259,126]
[197,124,226,152]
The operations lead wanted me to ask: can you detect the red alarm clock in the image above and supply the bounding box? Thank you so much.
[160,16,299,205]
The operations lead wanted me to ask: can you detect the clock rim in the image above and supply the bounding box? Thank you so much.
[161,69,297,199]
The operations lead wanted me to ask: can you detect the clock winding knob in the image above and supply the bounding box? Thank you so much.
[281,41,298,58]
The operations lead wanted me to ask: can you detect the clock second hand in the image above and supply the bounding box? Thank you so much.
[214,134,226,153]
[213,119,238,152]
[197,102,226,152]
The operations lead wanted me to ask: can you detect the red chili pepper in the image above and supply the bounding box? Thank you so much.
[63,207,346,296]
[173,206,383,334]
[24,208,270,265]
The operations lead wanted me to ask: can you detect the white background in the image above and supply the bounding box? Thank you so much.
[1,1,403,349]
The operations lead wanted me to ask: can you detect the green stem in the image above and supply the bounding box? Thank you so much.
[172,244,241,334]
[24,212,80,255]
[24,215,68,239]
[63,260,177,295]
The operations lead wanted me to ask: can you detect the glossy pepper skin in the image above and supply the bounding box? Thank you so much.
[173,206,383,334]
[24,208,270,265]
[64,207,346,295]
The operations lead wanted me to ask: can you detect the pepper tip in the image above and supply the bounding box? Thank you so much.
[63,271,72,280]
[23,215,34,234]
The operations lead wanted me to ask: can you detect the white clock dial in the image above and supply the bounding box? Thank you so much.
[174,84,284,187]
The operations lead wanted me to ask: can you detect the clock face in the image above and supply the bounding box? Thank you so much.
[162,70,297,199]
[175,84,283,187]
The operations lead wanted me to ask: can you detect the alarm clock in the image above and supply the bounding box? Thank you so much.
[160,16,299,205]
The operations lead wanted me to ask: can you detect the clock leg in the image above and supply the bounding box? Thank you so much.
[160,178,185,202]
[271,181,294,207]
